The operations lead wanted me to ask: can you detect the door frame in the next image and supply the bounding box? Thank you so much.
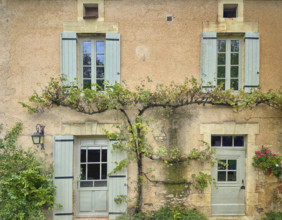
[74,137,109,218]
[200,122,259,216]
[211,146,246,215]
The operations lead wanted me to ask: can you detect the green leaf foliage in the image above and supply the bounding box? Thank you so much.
[0,123,56,220]
[117,205,207,220]
[21,78,282,213]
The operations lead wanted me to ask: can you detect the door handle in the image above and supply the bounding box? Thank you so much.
[240,179,245,190]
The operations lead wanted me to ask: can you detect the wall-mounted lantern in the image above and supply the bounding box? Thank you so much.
[31,124,45,150]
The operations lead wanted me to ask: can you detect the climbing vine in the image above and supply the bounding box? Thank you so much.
[21,77,282,213]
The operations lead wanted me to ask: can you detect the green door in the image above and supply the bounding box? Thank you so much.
[211,136,246,216]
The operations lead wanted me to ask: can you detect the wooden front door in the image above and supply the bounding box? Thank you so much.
[76,139,108,218]
[211,135,246,216]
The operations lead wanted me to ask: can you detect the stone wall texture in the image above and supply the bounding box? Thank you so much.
[0,0,281,219]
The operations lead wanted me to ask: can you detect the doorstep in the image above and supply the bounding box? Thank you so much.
[209,216,250,220]
[75,218,108,220]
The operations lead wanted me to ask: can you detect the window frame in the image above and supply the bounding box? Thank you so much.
[216,36,243,91]
[79,145,108,189]
[211,135,245,148]
[78,37,106,90]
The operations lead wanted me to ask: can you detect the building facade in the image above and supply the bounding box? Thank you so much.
[0,0,281,219]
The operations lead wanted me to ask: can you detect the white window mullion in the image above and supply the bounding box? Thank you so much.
[226,39,231,90]
[91,40,96,90]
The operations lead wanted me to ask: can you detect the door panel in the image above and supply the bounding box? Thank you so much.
[94,191,107,211]
[212,148,245,216]
[79,191,92,212]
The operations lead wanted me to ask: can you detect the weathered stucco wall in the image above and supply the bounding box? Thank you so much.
[0,0,281,219]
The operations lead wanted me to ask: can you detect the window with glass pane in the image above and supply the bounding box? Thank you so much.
[217,39,240,91]
[80,146,107,187]
[217,159,237,182]
[211,135,244,147]
[81,39,105,90]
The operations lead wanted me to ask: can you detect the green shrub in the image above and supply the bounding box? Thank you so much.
[117,205,207,220]
[263,211,282,220]
[0,123,56,220]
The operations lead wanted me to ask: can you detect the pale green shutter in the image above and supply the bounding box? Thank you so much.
[244,32,260,92]
[53,136,74,220]
[200,32,217,90]
[108,139,127,220]
[105,33,121,86]
[60,32,77,87]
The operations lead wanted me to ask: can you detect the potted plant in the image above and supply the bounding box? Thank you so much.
[252,146,282,179]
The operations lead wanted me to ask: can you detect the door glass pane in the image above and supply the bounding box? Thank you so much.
[218,40,226,52]
[95,181,107,187]
[218,171,226,181]
[218,160,226,170]
[81,164,86,180]
[231,40,239,52]
[223,136,232,146]
[231,79,238,90]
[88,164,100,180]
[211,136,221,147]
[228,160,237,170]
[231,53,239,65]
[102,149,107,162]
[96,41,104,53]
[88,149,100,162]
[102,164,107,179]
[218,54,226,65]
[80,181,93,187]
[81,148,86,162]
[228,171,236,181]
[217,66,225,78]
[234,136,244,146]
[231,66,238,77]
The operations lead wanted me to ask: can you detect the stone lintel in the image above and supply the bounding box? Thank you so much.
[62,121,118,135]
[63,20,118,33]
[203,21,258,33]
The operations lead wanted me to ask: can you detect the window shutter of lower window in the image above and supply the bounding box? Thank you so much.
[60,32,77,87]
[53,136,74,220]
[200,32,217,90]
[244,32,260,92]
[108,139,127,220]
[105,33,121,87]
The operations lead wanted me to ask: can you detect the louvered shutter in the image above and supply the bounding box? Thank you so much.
[200,32,217,90]
[244,32,260,92]
[108,139,127,220]
[105,33,121,87]
[60,32,77,87]
[53,136,74,220]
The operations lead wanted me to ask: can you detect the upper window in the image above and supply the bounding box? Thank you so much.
[217,38,241,91]
[223,4,238,18]
[79,38,105,90]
